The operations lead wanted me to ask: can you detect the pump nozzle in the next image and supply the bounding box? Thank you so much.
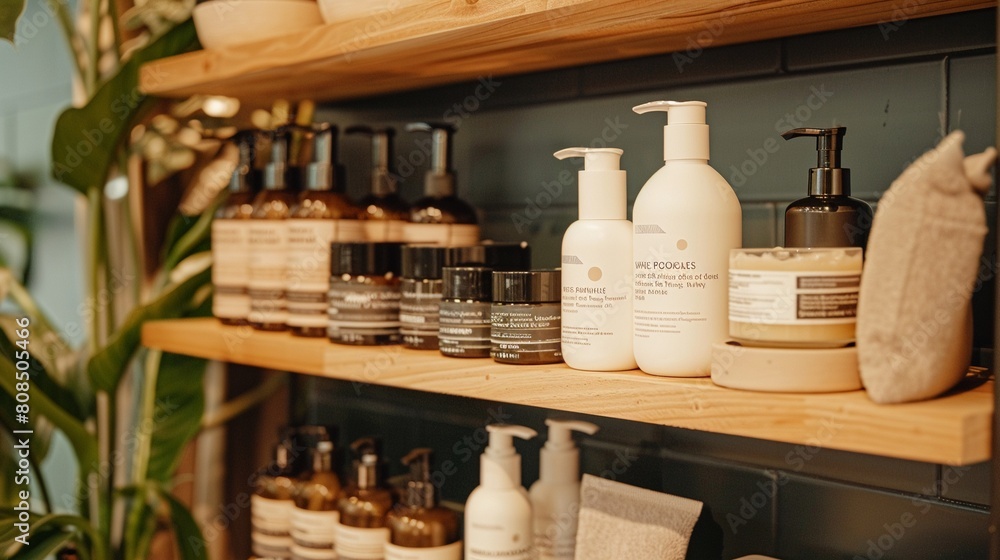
[781,127,846,168]
[263,129,288,190]
[350,437,382,489]
[229,130,257,193]
[539,419,598,483]
[402,448,435,508]
[480,424,536,489]
[633,100,710,161]
[781,126,850,196]
[305,123,342,191]
[348,125,398,196]
[554,147,626,220]
[406,122,456,197]
[485,424,537,457]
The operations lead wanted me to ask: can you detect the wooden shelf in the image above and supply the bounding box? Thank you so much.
[142,318,993,465]
[140,0,989,103]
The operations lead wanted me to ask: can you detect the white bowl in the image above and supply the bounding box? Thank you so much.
[193,0,324,50]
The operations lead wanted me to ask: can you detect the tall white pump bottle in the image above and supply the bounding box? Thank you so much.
[556,148,637,371]
[464,425,536,560]
[632,101,742,377]
[529,419,599,560]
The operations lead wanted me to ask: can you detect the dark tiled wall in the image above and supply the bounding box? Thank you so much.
[290,10,996,560]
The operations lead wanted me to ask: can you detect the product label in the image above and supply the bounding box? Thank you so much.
[729,269,860,325]
[334,523,390,560]
[253,495,294,535]
[632,230,727,340]
[438,301,491,358]
[286,219,365,328]
[400,279,444,349]
[292,543,338,560]
[402,223,480,246]
[365,219,407,243]
[561,253,632,363]
[384,541,462,560]
[212,219,252,320]
[465,520,532,560]
[490,303,562,363]
[249,221,289,325]
[328,282,401,343]
[534,511,577,560]
[291,508,340,548]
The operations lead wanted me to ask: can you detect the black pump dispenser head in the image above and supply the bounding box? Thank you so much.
[350,437,381,490]
[405,122,456,197]
[229,131,257,193]
[402,448,436,508]
[347,125,398,197]
[781,127,850,196]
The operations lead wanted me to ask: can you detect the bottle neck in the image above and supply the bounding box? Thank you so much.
[312,450,333,473]
[356,462,379,489]
[424,171,455,198]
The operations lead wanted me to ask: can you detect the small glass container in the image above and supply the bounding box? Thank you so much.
[728,247,863,348]
[439,266,493,359]
[328,242,403,346]
[400,245,448,350]
[491,269,563,365]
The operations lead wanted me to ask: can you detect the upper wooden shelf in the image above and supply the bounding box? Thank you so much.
[140,0,990,103]
[142,318,993,465]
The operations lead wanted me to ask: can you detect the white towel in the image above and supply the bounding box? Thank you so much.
[575,474,703,560]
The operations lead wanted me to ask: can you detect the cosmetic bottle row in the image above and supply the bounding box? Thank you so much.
[250,419,601,560]
[212,122,480,329]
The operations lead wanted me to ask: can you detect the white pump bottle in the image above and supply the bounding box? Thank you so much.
[529,419,599,560]
[464,425,537,560]
[631,101,742,377]
[555,148,637,371]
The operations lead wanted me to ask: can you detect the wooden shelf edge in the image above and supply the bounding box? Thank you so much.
[139,0,991,102]
[142,318,993,466]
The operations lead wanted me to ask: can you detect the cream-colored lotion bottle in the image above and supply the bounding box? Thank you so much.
[556,147,636,371]
[631,101,742,377]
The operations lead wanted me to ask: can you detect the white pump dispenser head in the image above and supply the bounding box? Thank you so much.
[539,419,599,484]
[633,100,709,162]
[482,424,537,489]
[554,148,626,220]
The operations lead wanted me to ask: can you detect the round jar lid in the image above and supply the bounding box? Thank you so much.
[331,242,403,276]
[492,269,560,303]
[443,266,492,300]
[402,244,446,279]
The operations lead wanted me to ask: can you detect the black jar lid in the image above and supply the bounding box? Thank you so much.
[493,269,560,303]
[402,245,445,279]
[331,242,402,276]
[443,266,492,300]
[444,241,530,271]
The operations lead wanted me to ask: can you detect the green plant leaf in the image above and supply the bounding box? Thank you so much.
[0,0,25,44]
[49,19,198,194]
[86,254,211,393]
[159,489,207,560]
[162,194,225,275]
[145,352,206,484]
[0,436,21,507]
[0,512,103,560]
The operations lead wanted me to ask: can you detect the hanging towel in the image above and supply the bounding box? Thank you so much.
[575,474,702,560]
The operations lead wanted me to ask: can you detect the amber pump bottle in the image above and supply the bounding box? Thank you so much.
[252,434,299,559]
[386,449,461,559]
[291,439,341,560]
[336,438,394,560]
[782,127,874,250]
[403,122,480,245]
[213,130,260,325]
[286,124,365,337]
[347,125,409,242]
[248,129,297,331]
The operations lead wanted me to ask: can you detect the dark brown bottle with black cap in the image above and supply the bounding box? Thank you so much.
[287,124,365,337]
[249,128,297,331]
[783,127,874,250]
[328,242,403,345]
[336,437,394,560]
[403,122,480,245]
[213,130,261,325]
[348,126,410,242]
[385,449,461,559]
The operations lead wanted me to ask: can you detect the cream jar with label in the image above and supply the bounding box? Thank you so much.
[491,270,562,365]
[728,247,862,348]
[439,266,492,358]
[328,242,403,346]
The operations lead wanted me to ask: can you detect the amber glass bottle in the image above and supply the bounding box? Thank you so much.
[336,438,394,560]
[252,435,299,559]
[347,125,409,242]
[386,448,461,559]
[213,130,260,325]
[291,439,341,560]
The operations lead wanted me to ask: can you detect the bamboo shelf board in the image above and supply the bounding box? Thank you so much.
[140,0,990,102]
[142,318,993,465]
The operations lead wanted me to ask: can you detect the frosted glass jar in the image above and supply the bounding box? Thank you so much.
[728,248,862,348]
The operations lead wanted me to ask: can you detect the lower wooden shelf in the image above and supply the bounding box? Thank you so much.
[141,318,993,465]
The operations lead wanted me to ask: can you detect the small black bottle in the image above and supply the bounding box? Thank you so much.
[782,127,873,250]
